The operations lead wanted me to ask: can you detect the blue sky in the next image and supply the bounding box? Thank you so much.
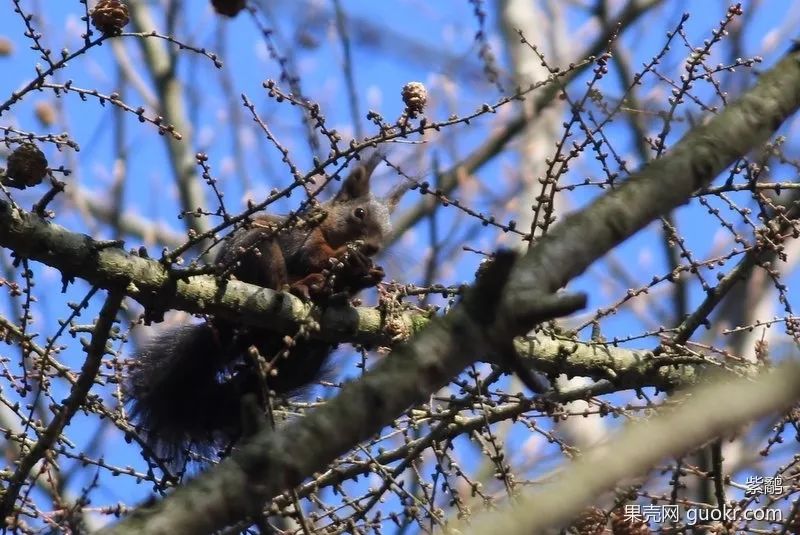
[2,0,800,531]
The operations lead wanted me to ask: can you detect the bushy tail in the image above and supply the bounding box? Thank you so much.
[126,322,246,460]
[126,322,336,463]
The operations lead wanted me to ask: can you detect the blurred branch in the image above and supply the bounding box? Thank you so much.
[499,0,607,450]
[332,0,362,138]
[461,362,800,535]
[73,187,185,248]
[127,2,210,243]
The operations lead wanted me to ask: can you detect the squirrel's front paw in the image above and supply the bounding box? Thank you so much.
[347,265,384,292]
[290,273,328,300]
[338,247,373,276]
[365,265,385,284]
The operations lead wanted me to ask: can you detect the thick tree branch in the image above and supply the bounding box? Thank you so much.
[0,200,309,336]
[98,252,585,534]
[0,196,733,393]
[504,46,800,298]
[94,43,800,535]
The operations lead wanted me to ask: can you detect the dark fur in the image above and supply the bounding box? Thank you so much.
[127,321,334,459]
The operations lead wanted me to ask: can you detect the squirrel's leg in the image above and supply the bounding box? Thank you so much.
[218,227,289,290]
[226,329,334,400]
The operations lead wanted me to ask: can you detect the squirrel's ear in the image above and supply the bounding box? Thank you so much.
[333,151,382,202]
[384,180,412,213]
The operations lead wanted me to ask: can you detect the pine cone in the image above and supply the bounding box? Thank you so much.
[4,143,48,189]
[91,0,129,36]
[401,82,427,117]
[569,506,608,535]
[0,37,13,57]
[785,512,800,535]
[611,511,651,535]
[35,101,57,127]
[211,0,246,17]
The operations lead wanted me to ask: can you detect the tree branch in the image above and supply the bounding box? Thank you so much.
[388,0,663,244]
[461,362,800,535]
[0,288,124,520]
[0,196,739,394]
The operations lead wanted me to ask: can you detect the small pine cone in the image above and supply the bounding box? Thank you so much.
[611,511,651,535]
[0,36,13,57]
[34,101,57,127]
[90,0,130,36]
[569,507,608,535]
[211,0,246,17]
[401,81,427,117]
[4,143,48,189]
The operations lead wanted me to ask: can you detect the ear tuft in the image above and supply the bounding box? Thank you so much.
[384,180,413,213]
[333,151,382,202]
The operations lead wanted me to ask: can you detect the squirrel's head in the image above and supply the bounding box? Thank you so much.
[323,152,394,256]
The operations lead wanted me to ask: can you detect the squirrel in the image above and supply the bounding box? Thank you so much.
[126,152,394,461]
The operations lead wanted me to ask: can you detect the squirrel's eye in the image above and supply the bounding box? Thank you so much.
[354,207,366,219]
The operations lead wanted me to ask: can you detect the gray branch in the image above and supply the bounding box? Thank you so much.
[0,196,724,393]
